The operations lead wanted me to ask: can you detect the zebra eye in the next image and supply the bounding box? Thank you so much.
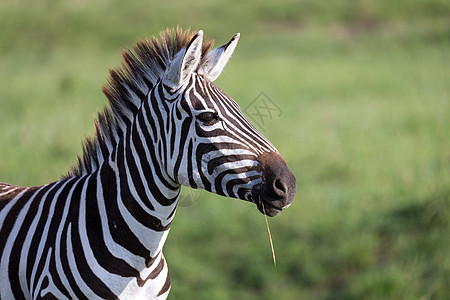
[197,111,220,125]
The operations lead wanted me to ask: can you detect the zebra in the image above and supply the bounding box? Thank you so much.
[0,28,296,299]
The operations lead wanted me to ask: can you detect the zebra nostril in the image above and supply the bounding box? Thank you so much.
[273,178,287,198]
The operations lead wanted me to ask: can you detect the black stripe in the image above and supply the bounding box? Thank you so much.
[85,172,141,279]
[157,269,171,297]
[172,114,192,182]
[187,140,197,188]
[108,147,152,259]
[9,185,53,299]
[68,176,116,299]
[137,107,178,191]
[141,97,157,141]
[195,146,211,192]
[45,179,77,299]
[126,127,178,205]
[150,85,167,156]
[207,155,257,175]
[59,177,89,299]
[214,166,259,197]
[169,112,177,159]
[0,187,39,262]
[28,180,68,294]
[147,255,165,280]
[128,122,155,211]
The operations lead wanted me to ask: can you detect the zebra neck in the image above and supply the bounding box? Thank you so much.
[100,126,180,263]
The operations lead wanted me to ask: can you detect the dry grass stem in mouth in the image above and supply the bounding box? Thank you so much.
[261,201,276,266]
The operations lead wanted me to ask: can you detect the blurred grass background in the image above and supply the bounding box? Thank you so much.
[0,0,449,299]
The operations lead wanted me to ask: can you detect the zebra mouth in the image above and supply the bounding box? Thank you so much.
[247,192,283,217]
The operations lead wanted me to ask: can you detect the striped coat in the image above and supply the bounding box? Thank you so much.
[0,28,296,299]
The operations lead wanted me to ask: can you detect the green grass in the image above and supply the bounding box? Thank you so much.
[1,0,449,299]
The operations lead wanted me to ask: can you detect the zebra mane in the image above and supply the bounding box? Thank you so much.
[65,27,214,178]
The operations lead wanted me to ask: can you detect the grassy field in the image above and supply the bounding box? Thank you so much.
[1,0,449,299]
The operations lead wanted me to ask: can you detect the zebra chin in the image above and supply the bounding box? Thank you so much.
[248,152,297,217]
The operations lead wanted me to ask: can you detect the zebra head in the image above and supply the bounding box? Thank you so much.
[157,31,296,216]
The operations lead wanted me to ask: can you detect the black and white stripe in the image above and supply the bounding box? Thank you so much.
[0,28,296,299]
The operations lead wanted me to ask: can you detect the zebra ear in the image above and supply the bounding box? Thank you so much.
[164,30,204,88]
[199,33,240,82]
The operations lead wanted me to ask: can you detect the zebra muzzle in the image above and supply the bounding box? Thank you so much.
[251,152,296,217]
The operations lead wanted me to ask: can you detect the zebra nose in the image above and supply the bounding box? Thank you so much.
[257,151,296,214]
[266,158,296,204]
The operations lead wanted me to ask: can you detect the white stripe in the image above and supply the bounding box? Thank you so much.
[27,181,68,296]
[97,162,146,271]
[54,179,82,299]
[0,186,43,299]
[66,223,98,299]
[78,174,123,296]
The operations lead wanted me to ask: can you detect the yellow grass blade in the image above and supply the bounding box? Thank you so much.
[261,201,276,266]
